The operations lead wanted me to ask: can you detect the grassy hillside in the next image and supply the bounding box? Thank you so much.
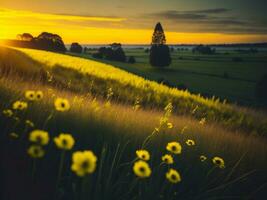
[1,74,267,199]
[1,46,267,136]
[1,46,267,199]
[80,48,267,106]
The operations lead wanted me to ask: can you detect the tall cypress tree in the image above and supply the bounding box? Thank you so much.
[151,22,166,45]
[150,22,171,67]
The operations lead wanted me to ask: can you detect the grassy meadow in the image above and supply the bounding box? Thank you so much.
[79,48,267,106]
[1,45,267,199]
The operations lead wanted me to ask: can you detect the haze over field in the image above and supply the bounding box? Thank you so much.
[1,0,267,44]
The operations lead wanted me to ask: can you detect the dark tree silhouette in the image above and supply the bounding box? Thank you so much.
[150,22,171,67]
[8,32,66,52]
[128,56,136,64]
[70,43,83,53]
[93,44,126,62]
[17,33,34,41]
[192,45,216,54]
[152,22,166,45]
[36,32,66,52]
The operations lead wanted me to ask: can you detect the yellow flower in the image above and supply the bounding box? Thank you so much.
[54,98,70,112]
[29,130,49,145]
[200,155,207,162]
[104,101,111,108]
[12,101,28,110]
[186,139,195,146]
[133,160,151,178]
[54,133,75,150]
[36,91,44,100]
[212,156,225,169]
[166,168,181,184]
[71,150,97,177]
[25,90,36,101]
[167,122,173,129]
[25,120,34,127]
[3,109,13,117]
[162,154,174,164]
[199,118,206,125]
[136,150,150,161]
[166,142,182,154]
[28,145,45,158]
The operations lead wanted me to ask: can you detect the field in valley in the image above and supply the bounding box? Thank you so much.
[80,48,267,107]
[1,46,267,200]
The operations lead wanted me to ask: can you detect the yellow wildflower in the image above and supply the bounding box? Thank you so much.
[12,101,28,110]
[133,160,151,178]
[71,150,97,177]
[199,117,206,125]
[54,98,70,112]
[167,122,173,129]
[54,133,75,150]
[166,142,182,154]
[136,150,150,161]
[104,101,111,108]
[28,145,45,158]
[212,156,225,169]
[29,130,49,145]
[166,169,181,184]
[200,155,207,162]
[36,91,44,100]
[162,154,174,164]
[186,139,195,146]
[25,90,36,101]
[25,120,34,127]
[3,109,13,117]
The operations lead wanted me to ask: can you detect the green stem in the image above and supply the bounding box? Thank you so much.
[57,151,65,186]
[43,111,54,129]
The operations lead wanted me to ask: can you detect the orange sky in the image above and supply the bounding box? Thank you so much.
[1,8,267,44]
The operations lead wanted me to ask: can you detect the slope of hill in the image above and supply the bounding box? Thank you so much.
[1,46,266,136]
[1,45,267,199]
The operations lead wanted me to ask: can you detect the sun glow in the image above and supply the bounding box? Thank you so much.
[0,7,266,44]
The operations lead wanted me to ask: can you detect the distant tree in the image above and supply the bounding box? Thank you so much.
[94,44,126,62]
[36,32,66,52]
[152,22,166,45]
[128,56,136,64]
[150,22,171,67]
[70,43,83,53]
[17,33,34,41]
[192,45,215,54]
[255,74,267,100]
[113,47,126,62]
[150,45,171,67]
[83,47,88,53]
[110,43,122,50]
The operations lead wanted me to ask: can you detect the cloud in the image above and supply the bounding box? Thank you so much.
[185,8,230,14]
[145,8,267,34]
[0,8,126,22]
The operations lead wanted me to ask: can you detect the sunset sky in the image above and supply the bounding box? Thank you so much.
[0,0,267,44]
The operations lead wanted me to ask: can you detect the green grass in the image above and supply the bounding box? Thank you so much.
[1,76,267,199]
[78,48,267,106]
[3,46,265,136]
[1,46,267,199]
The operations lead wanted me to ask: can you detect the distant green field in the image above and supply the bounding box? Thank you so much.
[77,49,267,106]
